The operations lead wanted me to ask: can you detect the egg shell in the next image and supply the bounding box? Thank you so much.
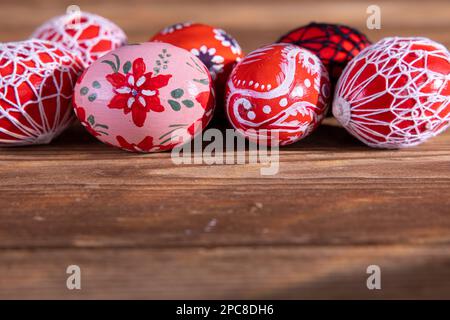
[333,37,450,149]
[278,22,371,87]
[0,39,84,146]
[31,11,127,67]
[150,22,242,120]
[73,42,215,152]
[225,43,330,146]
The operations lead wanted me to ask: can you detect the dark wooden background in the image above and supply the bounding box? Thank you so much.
[0,0,449,299]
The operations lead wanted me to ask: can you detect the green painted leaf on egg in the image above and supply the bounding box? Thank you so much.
[193,78,209,85]
[171,89,184,99]
[182,100,194,108]
[101,60,117,73]
[95,123,109,130]
[80,87,89,96]
[88,93,97,102]
[123,61,132,74]
[168,100,181,111]
[169,123,188,127]
[112,54,121,72]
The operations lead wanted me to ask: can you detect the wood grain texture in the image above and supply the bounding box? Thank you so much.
[0,0,449,299]
[1,246,449,299]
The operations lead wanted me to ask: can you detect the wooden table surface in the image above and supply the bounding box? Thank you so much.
[0,0,449,299]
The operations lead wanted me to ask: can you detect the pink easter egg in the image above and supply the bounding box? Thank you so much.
[73,42,215,152]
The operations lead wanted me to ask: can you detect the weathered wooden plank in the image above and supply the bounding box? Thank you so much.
[0,245,448,299]
[1,125,449,249]
[1,187,449,249]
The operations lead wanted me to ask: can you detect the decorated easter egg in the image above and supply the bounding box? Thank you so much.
[333,37,450,149]
[278,22,371,87]
[73,42,215,152]
[150,23,243,92]
[225,43,330,146]
[0,39,84,146]
[31,11,127,67]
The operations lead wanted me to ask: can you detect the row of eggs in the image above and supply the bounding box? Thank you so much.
[0,12,449,151]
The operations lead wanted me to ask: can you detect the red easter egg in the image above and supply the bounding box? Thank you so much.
[333,37,450,148]
[31,11,127,67]
[278,22,371,87]
[0,39,84,146]
[225,43,330,146]
[150,23,243,93]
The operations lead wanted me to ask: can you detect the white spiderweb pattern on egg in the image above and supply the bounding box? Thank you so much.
[0,40,82,145]
[333,37,450,148]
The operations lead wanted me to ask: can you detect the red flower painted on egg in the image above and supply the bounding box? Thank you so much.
[116,135,155,152]
[116,135,181,152]
[106,57,172,127]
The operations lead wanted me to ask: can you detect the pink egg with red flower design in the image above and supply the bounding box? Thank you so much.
[73,42,215,152]
[225,43,330,146]
[31,11,127,67]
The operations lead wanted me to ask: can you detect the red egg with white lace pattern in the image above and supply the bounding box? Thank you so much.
[31,11,127,67]
[333,37,450,148]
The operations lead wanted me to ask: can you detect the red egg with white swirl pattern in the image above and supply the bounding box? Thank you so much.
[225,43,330,146]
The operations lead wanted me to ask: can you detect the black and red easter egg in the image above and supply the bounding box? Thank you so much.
[225,43,330,146]
[277,22,371,87]
[0,39,84,146]
[150,23,243,94]
[31,11,127,67]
